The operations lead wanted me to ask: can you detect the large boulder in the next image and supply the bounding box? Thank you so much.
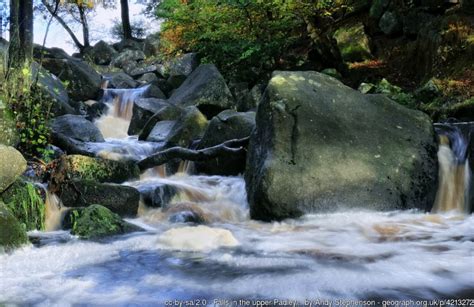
[245,71,438,221]
[58,180,140,217]
[51,115,105,142]
[128,98,170,135]
[42,57,102,101]
[166,53,200,88]
[0,146,27,194]
[169,64,235,118]
[66,205,137,239]
[31,62,75,116]
[162,106,208,148]
[33,45,69,60]
[195,110,256,175]
[104,72,138,89]
[139,104,183,141]
[333,23,372,62]
[86,40,118,65]
[0,202,28,251]
[50,155,140,185]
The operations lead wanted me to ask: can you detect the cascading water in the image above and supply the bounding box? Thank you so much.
[2,91,473,304]
[433,124,471,213]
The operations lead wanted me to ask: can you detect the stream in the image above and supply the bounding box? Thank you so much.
[0,88,473,305]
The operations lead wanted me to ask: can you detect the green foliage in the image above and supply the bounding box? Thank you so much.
[374,79,418,108]
[157,0,306,82]
[0,63,54,157]
[2,181,45,231]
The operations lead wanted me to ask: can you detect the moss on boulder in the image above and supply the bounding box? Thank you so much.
[68,205,134,239]
[333,23,372,62]
[0,145,27,194]
[1,180,45,231]
[0,202,28,251]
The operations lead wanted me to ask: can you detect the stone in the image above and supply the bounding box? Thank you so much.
[42,57,102,101]
[31,62,75,116]
[333,23,372,62]
[321,68,343,79]
[195,110,256,176]
[58,180,140,217]
[51,115,105,142]
[104,72,138,89]
[86,40,118,65]
[245,71,438,221]
[415,78,441,103]
[128,98,170,135]
[0,145,27,194]
[163,106,208,148]
[129,65,158,78]
[166,53,200,88]
[379,11,402,36]
[137,183,178,208]
[0,202,28,251]
[143,33,161,57]
[141,84,167,99]
[138,73,159,84]
[67,205,137,239]
[51,155,140,184]
[111,49,146,69]
[169,64,235,118]
[139,104,183,141]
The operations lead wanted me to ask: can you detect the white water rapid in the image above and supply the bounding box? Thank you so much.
[0,89,472,305]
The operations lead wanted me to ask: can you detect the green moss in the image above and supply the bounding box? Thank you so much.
[64,155,140,183]
[334,23,372,62]
[0,202,28,251]
[374,79,418,109]
[69,205,129,239]
[1,180,45,231]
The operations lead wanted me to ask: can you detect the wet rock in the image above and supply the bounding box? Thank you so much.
[85,101,108,121]
[139,104,183,141]
[85,40,117,65]
[138,73,159,84]
[59,180,140,217]
[42,57,102,101]
[0,145,27,194]
[51,155,140,184]
[104,72,138,89]
[145,120,176,143]
[1,180,45,231]
[195,110,255,176]
[141,84,167,99]
[31,62,75,116]
[0,202,28,251]
[379,11,402,36]
[169,64,235,118]
[165,203,209,224]
[163,106,208,148]
[245,71,438,221]
[51,115,105,142]
[138,183,178,208]
[66,205,138,239]
[333,23,372,62]
[128,98,170,135]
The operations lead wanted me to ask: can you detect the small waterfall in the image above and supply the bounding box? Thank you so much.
[433,124,471,213]
[44,191,67,231]
[95,86,148,139]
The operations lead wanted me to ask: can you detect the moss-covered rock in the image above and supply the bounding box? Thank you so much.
[0,145,27,194]
[0,202,28,251]
[1,180,45,231]
[333,23,372,62]
[67,205,134,239]
[51,155,140,185]
[58,179,140,217]
[0,104,20,147]
[245,71,438,221]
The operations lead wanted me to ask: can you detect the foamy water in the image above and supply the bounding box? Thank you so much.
[1,176,473,305]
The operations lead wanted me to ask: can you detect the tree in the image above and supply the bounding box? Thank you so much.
[120,0,132,39]
[8,0,33,67]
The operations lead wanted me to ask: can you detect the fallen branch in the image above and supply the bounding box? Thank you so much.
[138,137,250,171]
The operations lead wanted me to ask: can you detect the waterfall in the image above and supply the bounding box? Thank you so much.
[433,124,471,213]
[95,86,149,139]
[44,190,67,231]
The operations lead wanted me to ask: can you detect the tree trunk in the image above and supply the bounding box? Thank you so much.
[78,4,90,49]
[120,0,133,40]
[19,0,33,61]
[8,0,21,67]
